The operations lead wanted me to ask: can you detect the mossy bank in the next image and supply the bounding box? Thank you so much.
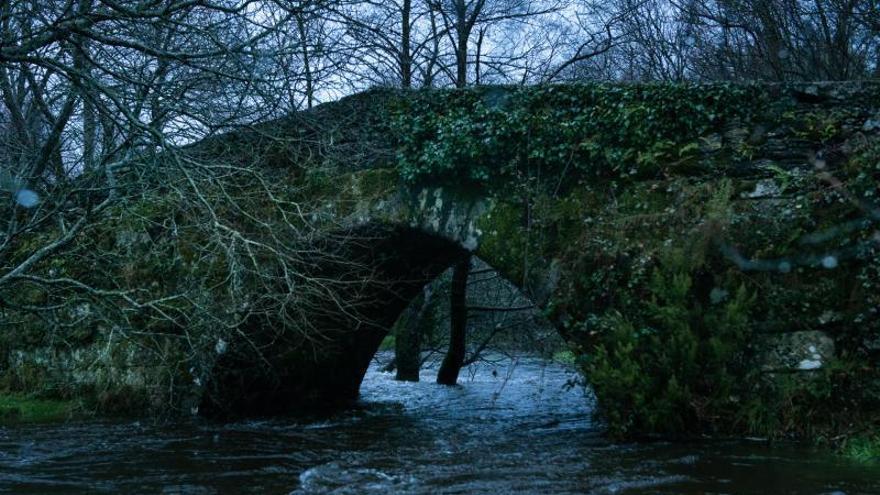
[0,394,76,423]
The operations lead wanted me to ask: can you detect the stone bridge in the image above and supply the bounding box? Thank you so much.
[4,82,879,436]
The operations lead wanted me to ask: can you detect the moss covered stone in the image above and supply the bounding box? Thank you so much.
[0,394,75,424]
[2,81,878,442]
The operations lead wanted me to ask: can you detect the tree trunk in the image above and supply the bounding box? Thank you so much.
[475,26,485,85]
[423,10,441,87]
[400,0,412,88]
[82,89,97,172]
[296,14,314,109]
[395,285,433,381]
[437,255,470,385]
[454,1,468,88]
[73,3,96,172]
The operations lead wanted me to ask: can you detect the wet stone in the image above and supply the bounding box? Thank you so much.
[758,330,835,372]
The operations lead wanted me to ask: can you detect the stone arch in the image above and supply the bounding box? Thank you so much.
[198,222,473,416]
[197,193,560,416]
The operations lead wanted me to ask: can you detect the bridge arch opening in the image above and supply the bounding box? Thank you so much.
[197,221,566,418]
[376,255,564,385]
[197,223,471,416]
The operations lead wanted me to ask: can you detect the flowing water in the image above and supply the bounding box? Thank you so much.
[1,354,878,494]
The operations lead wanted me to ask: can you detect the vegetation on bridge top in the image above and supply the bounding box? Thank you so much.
[192,81,880,192]
[392,83,768,187]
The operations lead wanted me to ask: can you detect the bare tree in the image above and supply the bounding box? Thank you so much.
[426,0,563,87]
[333,0,436,88]
[592,0,880,81]
[0,1,391,409]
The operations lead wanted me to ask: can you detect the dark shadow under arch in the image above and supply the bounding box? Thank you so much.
[199,223,471,417]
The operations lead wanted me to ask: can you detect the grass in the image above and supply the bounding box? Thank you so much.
[379,334,396,351]
[552,349,577,366]
[842,435,880,463]
[0,393,74,424]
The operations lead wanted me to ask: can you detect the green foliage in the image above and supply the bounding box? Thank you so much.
[552,349,577,365]
[0,393,73,423]
[844,136,880,205]
[379,334,396,351]
[790,109,851,143]
[842,435,880,463]
[393,84,766,188]
[585,246,755,438]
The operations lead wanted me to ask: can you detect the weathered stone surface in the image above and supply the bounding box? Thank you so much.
[758,331,836,372]
[863,115,880,132]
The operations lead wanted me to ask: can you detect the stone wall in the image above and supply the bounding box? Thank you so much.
[2,82,877,438]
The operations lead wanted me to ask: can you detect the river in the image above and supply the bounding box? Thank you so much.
[1,354,878,494]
